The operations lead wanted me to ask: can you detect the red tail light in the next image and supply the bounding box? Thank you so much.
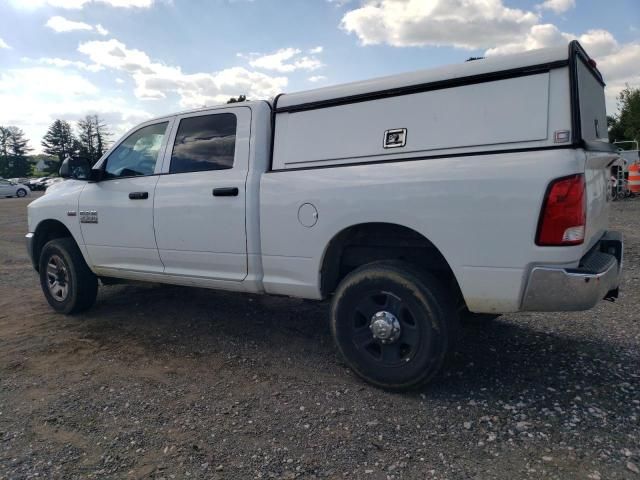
[536,174,586,246]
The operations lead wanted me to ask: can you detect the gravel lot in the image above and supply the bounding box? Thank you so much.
[0,193,639,479]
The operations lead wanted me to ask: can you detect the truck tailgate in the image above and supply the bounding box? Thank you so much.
[583,149,617,253]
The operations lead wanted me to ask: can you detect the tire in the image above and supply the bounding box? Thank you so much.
[16,188,27,198]
[39,238,98,314]
[330,260,458,391]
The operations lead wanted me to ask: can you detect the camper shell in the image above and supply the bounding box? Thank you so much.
[270,41,609,171]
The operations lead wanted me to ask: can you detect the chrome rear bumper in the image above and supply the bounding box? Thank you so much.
[521,231,623,312]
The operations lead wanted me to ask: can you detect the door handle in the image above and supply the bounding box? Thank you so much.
[129,192,149,200]
[213,187,239,197]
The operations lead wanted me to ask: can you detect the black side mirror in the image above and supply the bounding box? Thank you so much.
[89,168,105,182]
[60,157,91,180]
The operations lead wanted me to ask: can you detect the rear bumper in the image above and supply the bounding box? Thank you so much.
[521,231,623,311]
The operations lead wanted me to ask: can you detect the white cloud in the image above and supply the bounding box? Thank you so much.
[309,46,323,54]
[340,0,539,49]
[26,56,105,72]
[308,75,327,83]
[536,0,575,14]
[0,67,98,96]
[0,66,151,152]
[46,16,93,32]
[95,24,109,36]
[10,0,153,8]
[0,38,10,49]
[246,47,324,73]
[45,16,110,35]
[78,39,288,107]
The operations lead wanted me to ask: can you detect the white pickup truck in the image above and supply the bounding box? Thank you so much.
[26,41,623,390]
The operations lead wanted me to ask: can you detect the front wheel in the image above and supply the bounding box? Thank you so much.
[39,238,98,314]
[330,261,458,391]
[16,188,27,198]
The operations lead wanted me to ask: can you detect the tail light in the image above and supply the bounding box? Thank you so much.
[536,174,586,246]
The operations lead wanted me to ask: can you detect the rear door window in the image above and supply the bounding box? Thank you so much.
[169,113,237,174]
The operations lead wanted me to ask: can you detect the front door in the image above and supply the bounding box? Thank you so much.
[78,119,173,273]
[153,107,250,281]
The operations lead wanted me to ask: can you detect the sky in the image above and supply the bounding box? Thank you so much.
[0,0,638,153]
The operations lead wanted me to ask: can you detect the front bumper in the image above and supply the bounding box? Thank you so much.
[521,231,623,311]
[25,232,37,271]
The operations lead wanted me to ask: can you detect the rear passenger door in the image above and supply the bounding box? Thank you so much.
[154,107,250,281]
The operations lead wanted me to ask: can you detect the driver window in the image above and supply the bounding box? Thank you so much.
[104,122,169,179]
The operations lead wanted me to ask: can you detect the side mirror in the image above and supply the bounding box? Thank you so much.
[89,168,105,182]
[60,157,91,180]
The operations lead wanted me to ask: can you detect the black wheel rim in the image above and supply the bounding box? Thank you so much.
[351,290,421,366]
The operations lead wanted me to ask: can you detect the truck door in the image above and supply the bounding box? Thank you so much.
[78,120,173,273]
[153,107,250,281]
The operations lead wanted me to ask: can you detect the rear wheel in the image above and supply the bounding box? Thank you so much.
[39,238,98,314]
[16,188,27,198]
[330,261,458,391]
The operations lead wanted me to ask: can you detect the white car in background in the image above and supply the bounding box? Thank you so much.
[0,179,30,198]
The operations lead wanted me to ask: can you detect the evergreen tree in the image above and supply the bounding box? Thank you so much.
[41,119,77,169]
[0,127,10,177]
[0,126,31,177]
[77,115,111,165]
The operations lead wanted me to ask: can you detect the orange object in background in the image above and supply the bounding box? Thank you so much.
[629,163,640,194]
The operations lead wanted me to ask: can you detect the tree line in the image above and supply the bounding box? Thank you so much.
[0,115,111,178]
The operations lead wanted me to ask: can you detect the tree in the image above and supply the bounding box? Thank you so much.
[0,126,32,177]
[77,115,111,165]
[608,86,640,144]
[0,127,10,175]
[41,119,77,169]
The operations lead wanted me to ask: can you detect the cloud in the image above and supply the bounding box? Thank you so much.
[95,24,109,35]
[340,0,539,49]
[0,67,98,96]
[536,0,575,14]
[45,16,110,35]
[0,38,10,49]
[25,56,105,72]
[0,66,152,152]
[245,47,324,73]
[9,0,152,8]
[78,39,288,107]
[308,75,327,83]
[46,16,93,32]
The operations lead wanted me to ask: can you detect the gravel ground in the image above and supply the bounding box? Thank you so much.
[0,193,639,480]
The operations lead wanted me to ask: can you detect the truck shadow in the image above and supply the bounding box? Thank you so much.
[81,283,633,408]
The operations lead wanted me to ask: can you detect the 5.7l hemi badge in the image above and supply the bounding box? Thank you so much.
[79,210,98,223]
[383,128,407,148]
